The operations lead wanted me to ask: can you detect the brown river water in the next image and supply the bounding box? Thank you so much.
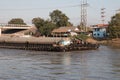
[0,45,120,80]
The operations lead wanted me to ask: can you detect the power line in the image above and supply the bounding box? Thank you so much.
[0,4,80,11]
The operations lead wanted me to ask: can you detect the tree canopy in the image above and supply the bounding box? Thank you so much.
[8,18,26,25]
[108,13,120,38]
[50,10,72,27]
[32,17,55,36]
[32,17,45,29]
[32,10,73,36]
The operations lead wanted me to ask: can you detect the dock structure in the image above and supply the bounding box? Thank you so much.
[0,36,99,52]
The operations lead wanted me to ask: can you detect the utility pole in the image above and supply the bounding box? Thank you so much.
[80,0,88,32]
[101,8,106,24]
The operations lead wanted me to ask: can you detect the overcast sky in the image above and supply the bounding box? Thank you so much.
[0,0,120,25]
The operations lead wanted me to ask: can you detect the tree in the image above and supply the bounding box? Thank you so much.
[108,13,120,38]
[50,10,72,27]
[8,18,26,25]
[32,17,45,29]
[40,21,56,36]
[32,17,56,36]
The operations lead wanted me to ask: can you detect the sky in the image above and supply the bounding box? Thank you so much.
[0,0,120,26]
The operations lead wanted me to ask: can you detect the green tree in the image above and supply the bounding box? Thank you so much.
[8,18,26,25]
[32,17,45,29]
[40,21,56,36]
[32,17,56,36]
[50,10,72,27]
[108,13,120,38]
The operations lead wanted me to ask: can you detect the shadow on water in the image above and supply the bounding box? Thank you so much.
[0,45,120,80]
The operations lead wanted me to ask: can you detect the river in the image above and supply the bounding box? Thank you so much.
[0,45,120,80]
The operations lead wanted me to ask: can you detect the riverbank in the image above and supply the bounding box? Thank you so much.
[85,38,120,48]
[110,38,120,44]
[96,38,120,48]
[97,38,120,44]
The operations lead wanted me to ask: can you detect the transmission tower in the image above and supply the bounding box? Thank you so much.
[80,0,88,32]
[101,8,106,24]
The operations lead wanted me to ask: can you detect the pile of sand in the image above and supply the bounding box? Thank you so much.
[86,38,98,44]
[112,38,120,44]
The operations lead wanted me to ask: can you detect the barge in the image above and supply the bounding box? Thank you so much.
[0,36,99,52]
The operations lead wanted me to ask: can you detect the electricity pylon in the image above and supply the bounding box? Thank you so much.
[101,8,106,24]
[80,0,88,32]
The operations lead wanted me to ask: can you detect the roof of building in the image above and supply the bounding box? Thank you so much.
[52,26,80,33]
[97,24,108,27]
[92,24,108,28]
